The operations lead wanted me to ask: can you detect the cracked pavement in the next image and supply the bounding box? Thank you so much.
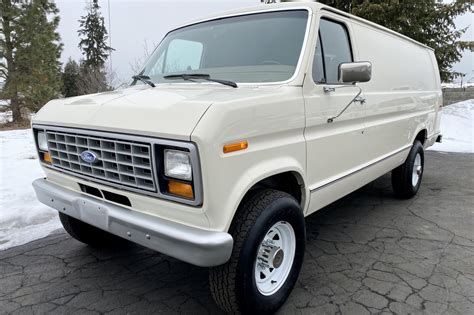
[1,151,473,314]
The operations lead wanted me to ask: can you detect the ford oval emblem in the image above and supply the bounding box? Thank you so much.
[80,150,99,164]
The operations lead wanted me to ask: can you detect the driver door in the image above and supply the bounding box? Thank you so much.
[303,16,367,213]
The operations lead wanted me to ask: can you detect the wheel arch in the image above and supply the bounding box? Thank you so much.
[414,128,428,145]
[222,163,308,232]
[245,170,306,205]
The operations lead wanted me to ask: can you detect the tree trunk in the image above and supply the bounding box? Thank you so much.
[10,99,22,122]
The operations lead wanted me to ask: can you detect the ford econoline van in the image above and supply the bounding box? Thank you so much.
[32,1,442,313]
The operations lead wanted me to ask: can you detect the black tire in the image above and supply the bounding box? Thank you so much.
[209,189,306,314]
[59,212,126,247]
[392,140,425,199]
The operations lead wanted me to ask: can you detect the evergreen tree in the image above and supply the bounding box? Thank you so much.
[318,0,473,82]
[77,0,113,68]
[77,59,109,94]
[1,0,23,122]
[62,58,80,97]
[77,0,113,94]
[466,41,474,52]
[1,0,62,121]
[15,0,63,112]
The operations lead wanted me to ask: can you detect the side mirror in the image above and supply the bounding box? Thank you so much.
[339,62,372,84]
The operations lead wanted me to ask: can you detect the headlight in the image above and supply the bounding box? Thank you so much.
[37,132,48,151]
[164,149,192,181]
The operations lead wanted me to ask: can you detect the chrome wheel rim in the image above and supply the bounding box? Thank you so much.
[412,153,422,187]
[254,221,296,296]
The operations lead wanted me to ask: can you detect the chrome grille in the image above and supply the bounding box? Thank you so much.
[46,130,156,192]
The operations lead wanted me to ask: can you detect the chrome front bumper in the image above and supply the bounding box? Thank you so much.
[32,179,233,267]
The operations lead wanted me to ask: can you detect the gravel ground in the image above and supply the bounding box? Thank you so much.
[0,151,473,314]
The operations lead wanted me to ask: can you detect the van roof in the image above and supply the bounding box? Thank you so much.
[177,2,433,51]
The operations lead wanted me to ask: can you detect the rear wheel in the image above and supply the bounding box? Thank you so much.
[392,140,425,199]
[209,189,305,314]
[59,212,126,247]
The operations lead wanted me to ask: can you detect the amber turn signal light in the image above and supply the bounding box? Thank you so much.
[223,141,248,154]
[168,180,194,199]
[42,152,52,163]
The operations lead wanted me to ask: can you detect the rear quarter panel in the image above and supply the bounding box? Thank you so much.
[351,20,442,160]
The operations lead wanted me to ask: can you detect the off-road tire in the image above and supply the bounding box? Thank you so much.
[209,189,306,314]
[59,212,125,247]
[392,140,425,199]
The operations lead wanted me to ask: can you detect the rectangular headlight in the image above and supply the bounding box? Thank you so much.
[164,149,192,181]
[37,131,49,151]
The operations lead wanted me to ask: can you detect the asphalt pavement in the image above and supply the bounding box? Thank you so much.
[1,151,473,314]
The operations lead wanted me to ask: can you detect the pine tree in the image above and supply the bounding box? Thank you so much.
[1,0,23,122]
[15,0,63,112]
[318,0,473,82]
[77,0,113,94]
[1,0,62,121]
[465,41,474,52]
[78,0,113,68]
[62,58,80,97]
[77,59,109,94]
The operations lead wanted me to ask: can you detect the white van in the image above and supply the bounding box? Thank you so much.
[32,1,442,313]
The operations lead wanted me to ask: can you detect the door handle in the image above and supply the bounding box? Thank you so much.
[323,87,336,93]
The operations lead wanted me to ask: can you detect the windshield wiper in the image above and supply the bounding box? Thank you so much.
[163,74,238,88]
[132,75,156,88]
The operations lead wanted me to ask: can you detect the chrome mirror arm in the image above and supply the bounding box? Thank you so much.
[325,85,364,123]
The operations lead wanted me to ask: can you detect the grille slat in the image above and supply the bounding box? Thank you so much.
[47,130,156,192]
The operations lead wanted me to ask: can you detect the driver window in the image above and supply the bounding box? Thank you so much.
[313,35,325,83]
[313,18,353,84]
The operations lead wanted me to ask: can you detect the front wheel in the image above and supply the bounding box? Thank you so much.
[209,189,305,314]
[392,140,425,199]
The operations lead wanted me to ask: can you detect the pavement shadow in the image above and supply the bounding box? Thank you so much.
[3,152,473,314]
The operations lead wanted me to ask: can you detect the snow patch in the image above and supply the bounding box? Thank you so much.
[442,83,474,89]
[430,100,474,154]
[0,129,61,250]
[0,111,13,124]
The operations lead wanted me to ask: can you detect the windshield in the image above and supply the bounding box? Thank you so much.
[139,10,309,85]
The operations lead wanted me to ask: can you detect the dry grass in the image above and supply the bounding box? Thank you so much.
[0,119,31,131]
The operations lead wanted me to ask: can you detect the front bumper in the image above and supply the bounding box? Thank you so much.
[32,178,233,267]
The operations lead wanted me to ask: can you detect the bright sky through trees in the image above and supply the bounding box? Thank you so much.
[53,0,473,84]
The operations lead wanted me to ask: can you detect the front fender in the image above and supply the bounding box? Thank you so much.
[190,85,307,232]
[195,137,307,232]
[221,157,308,231]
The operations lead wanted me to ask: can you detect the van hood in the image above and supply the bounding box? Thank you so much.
[33,85,221,141]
